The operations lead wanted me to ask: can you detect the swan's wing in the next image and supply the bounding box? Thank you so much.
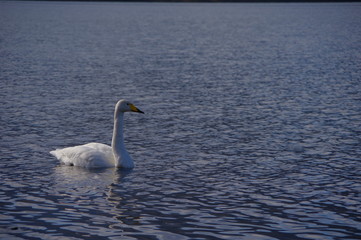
[83,143,112,153]
[50,143,114,168]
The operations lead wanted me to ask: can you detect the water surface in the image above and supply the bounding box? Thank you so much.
[1,1,360,239]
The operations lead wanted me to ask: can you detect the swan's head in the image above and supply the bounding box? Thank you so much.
[115,99,144,114]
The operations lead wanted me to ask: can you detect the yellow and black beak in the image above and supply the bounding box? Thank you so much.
[130,104,144,114]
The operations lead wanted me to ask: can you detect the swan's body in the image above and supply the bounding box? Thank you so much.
[50,100,143,169]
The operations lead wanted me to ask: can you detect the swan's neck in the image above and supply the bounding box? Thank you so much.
[111,112,134,168]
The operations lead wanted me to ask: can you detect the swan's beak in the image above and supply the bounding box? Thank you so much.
[130,104,144,114]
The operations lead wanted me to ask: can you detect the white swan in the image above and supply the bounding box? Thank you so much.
[50,99,144,169]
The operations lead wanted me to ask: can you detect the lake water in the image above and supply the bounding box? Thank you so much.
[1,1,360,239]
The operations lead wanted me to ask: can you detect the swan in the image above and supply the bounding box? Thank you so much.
[50,99,144,168]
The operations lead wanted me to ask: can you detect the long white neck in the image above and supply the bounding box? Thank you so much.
[111,112,134,168]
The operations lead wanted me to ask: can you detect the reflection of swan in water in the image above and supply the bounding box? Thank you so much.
[50,100,144,169]
[52,165,132,196]
[52,166,144,230]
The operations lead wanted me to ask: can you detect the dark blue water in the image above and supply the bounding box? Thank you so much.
[1,1,360,239]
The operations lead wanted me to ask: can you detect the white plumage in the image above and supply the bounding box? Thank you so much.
[50,100,144,169]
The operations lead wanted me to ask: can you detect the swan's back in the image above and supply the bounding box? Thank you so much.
[50,143,114,168]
